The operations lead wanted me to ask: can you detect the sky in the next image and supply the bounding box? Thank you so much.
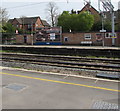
[1,0,120,22]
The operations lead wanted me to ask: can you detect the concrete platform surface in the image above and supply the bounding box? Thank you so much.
[1,45,120,50]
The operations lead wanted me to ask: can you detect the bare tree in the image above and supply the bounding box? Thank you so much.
[46,2,59,27]
[0,7,9,25]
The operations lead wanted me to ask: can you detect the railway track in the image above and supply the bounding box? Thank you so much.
[1,53,120,72]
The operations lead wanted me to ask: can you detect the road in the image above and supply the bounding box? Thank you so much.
[1,68,119,109]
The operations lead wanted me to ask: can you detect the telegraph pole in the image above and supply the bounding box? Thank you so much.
[98,0,115,46]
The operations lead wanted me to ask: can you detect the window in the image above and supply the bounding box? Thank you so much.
[40,24,43,27]
[28,24,32,29]
[105,33,112,38]
[36,24,38,27]
[16,24,19,27]
[64,37,68,42]
[84,34,91,40]
[96,33,102,42]
[105,33,117,38]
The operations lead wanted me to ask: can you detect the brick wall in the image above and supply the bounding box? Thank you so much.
[12,19,20,29]
[62,32,120,46]
[16,32,120,46]
[16,34,35,45]
[35,18,44,31]
[62,32,99,45]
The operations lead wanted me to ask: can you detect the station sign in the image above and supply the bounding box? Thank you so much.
[50,33,55,40]
[112,36,117,38]
[100,30,106,33]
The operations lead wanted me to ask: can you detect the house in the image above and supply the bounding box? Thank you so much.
[8,16,50,32]
[78,3,99,15]
[41,20,51,28]
[77,2,100,22]
[62,2,120,46]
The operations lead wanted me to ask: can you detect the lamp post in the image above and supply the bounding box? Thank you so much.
[111,11,115,46]
[31,21,33,45]
[100,29,106,47]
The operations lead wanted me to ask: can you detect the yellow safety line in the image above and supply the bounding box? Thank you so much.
[1,72,120,92]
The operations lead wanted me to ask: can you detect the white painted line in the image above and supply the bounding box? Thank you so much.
[63,74,70,79]
[0,66,119,83]
[95,79,99,83]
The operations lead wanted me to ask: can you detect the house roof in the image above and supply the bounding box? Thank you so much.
[80,3,99,14]
[8,19,14,23]
[41,20,50,27]
[8,16,41,24]
[21,16,40,24]
[16,18,23,24]
[8,16,50,27]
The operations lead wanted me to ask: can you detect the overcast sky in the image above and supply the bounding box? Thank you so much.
[1,0,120,21]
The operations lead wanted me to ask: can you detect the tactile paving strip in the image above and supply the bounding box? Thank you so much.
[92,100,119,110]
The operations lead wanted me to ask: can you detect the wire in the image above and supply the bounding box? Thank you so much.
[6,2,47,9]
[6,0,67,9]
[67,0,69,3]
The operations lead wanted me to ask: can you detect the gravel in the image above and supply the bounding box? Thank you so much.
[1,61,118,78]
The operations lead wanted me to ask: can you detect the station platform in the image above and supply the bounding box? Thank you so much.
[1,45,120,50]
[1,45,120,58]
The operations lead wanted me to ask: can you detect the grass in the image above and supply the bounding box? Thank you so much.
[0,50,13,53]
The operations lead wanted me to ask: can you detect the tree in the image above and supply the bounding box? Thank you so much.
[2,23,16,44]
[57,11,71,32]
[46,2,59,27]
[91,17,112,32]
[2,23,16,33]
[0,24,5,33]
[77,12,94,31]
[57,11,94,32]
[0,7,9,25]
[0,7,10,44]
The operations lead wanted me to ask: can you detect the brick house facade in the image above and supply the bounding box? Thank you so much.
[8,17,50,32]
[77,3,100,23]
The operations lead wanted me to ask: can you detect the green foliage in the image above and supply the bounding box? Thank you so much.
[0,24,5,33]
[104,21,112,31]
[57,11,94,32]
[16,28,24,34]
[2,23,16,44]
[2,23,16,33]
[91,19,112,32]
[57,11,71,32]
[77,12,94,31]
